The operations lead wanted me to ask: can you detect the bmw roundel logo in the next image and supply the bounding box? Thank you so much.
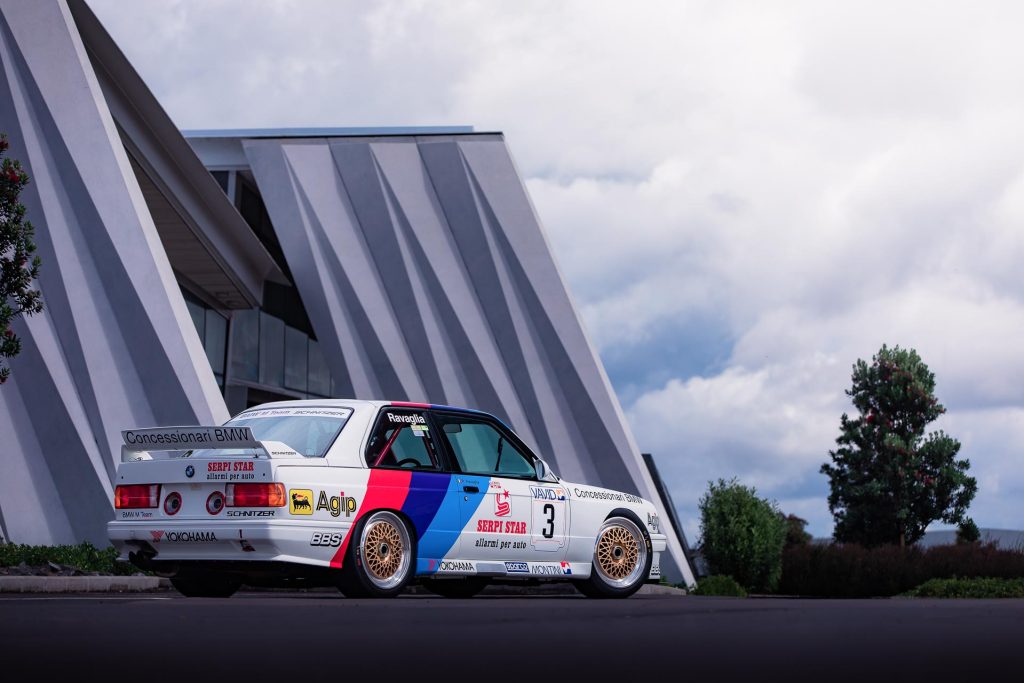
[185,465,195,479]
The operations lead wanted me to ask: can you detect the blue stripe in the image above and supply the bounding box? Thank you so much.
[401,471,450,538]
[414,475,491,574]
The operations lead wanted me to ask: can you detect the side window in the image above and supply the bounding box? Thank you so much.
[365,410,439,470]
[433,414,535,478]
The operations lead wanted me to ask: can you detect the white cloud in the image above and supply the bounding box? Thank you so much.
[88,0,1024,539]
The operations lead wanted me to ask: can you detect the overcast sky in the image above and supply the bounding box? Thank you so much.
[88,0,1024,540]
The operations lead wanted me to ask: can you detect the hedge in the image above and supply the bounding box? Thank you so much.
[904,576,1024,598]
[0,542,134,575]
[778,542,1024,597]
[692,574,747,597]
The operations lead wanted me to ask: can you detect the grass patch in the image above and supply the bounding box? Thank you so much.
[692,574,747,597]
[903,577,1024,598]
[0,542,134,575]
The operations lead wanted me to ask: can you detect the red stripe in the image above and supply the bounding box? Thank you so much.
[389,401,430,408]
[330,469,412,568]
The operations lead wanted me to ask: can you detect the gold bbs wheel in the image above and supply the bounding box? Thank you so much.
[359,511,412,590]
[593,517,648,589]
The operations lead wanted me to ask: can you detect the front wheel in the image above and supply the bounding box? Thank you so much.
[338,510,415,598]
[575,515,651,599]
[170,574,241,598]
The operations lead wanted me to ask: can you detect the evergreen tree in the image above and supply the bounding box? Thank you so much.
[698,478,787,592]
[821,345,976,548]
[0,133,43,384]
[781,513,812,548]
[956,517,981,545]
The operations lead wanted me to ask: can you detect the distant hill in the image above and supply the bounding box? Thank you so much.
[916,528,1024,549]
[809,529,1024,549]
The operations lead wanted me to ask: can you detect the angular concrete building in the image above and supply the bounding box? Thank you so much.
[0,0,695,584]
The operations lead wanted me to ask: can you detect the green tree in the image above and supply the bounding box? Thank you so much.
[781,513,812,548]
[1,133,43,384]
[698,478,787,592]
[956,517,981,545]
[821,345,976,548]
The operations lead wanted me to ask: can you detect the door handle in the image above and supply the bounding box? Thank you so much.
[463,485,479,493]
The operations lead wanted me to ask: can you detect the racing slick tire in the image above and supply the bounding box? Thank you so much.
[421,577,490,599]
[170,574,242,598]
[575,514,652,599]
[338,510,415,598]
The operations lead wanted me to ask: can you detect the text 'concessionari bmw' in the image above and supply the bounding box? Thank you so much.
[108,400,666,598]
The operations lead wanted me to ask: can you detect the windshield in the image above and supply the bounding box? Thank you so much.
[225,406,352,458]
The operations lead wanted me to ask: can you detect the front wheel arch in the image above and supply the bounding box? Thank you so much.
[605,508,653,552]
[575,509,652,599]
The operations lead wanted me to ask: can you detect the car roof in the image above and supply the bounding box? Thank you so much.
[237,398,491,418]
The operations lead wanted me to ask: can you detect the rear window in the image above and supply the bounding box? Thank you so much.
[225,406,352,458]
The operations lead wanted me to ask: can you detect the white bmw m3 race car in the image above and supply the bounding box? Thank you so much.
[108,400,666,599]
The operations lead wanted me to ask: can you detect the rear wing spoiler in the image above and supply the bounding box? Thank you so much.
[120,426,268,463]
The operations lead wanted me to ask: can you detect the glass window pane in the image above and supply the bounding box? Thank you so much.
[308,340,331,397]
[204,309,227,375]
[185,299,205,341]
[284,326,308,392]
[210,170,229,194]
[435,416,534,477]
[259,312,285,388]
[226,406,353,458]
[364,410,437,469]
[229,309,259,382]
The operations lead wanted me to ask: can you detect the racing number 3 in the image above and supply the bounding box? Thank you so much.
[542,503,555,538]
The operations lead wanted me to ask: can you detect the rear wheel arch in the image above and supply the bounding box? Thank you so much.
[337,507,417,598]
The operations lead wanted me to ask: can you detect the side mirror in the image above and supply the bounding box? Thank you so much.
[534,459,557,482]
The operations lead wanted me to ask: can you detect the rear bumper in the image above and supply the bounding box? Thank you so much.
[108,519,352,567]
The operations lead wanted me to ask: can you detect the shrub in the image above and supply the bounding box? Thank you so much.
[778,542,1024,597]
[692,574,747,597]
[957,518,981,544]
[904,577,1024,598]
[698,478,787,592]
[0,542,134,575]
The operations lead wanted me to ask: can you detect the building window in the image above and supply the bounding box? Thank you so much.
[308,340,331,397]
[230,309,259,383]
[226,306,336,399]
[258,311,285,387]
[210,170,229,194]
[183,290,228,387]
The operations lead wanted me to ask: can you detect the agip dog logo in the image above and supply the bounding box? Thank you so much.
[289,489,314,515]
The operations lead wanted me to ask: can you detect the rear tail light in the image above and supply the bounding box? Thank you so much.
[115,484,160,509]
[226,483,286,508]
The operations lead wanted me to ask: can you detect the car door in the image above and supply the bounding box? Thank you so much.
[430,411,567,572]
[363,407,463,573]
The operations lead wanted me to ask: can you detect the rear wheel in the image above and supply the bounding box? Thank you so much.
[170,574,241,598]
[338,510,414,598]
[575,515,650,599]
[422,577,490,599]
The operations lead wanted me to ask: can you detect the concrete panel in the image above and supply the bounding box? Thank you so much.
[244,134,695,584]
[0,0,228,544]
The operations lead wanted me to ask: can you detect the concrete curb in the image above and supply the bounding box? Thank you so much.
[0,576,171,593]
[639,583,688,596]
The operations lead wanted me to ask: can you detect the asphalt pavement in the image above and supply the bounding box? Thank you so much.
[1,591,1022,680]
